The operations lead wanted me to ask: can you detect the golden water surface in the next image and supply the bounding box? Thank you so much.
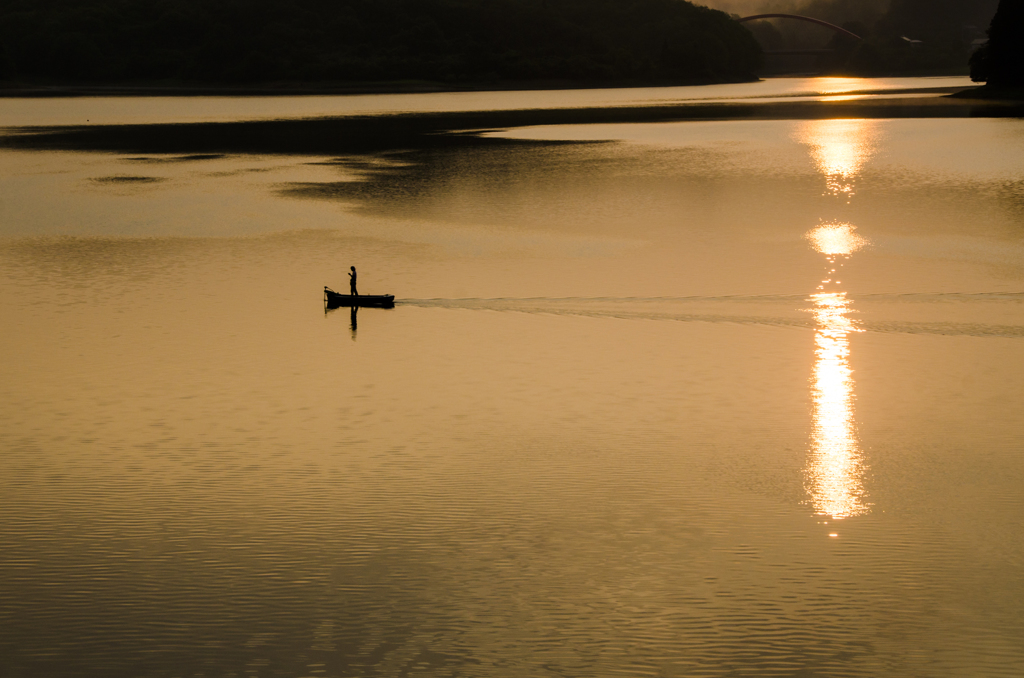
[1,84,1023,677]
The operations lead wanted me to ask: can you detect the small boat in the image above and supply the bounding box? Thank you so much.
[324,286,395,308]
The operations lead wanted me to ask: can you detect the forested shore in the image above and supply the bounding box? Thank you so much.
[0,0,762,87]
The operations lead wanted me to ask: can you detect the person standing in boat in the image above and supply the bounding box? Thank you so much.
[348,266,358,296]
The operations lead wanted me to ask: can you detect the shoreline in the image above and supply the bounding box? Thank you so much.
[0,76,988,100]
[3,94,1023,158]
[0,77,765,98]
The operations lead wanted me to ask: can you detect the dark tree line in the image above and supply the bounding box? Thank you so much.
[970,0,1024,87]
[0,0,762,85]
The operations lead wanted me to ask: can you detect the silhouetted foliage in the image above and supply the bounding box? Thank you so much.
[970,0,1024,87]
[0,0,762,85]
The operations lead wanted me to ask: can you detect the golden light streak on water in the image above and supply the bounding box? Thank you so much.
[807,222,869,257]
[812,77,876,95]
[804,221,870,518]
[807,289,868,519]
[800,117,877,520]
[797,119,878,200]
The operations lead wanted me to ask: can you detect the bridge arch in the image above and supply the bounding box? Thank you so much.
[737,14,863,41]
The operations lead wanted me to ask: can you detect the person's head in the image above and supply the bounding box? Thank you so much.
[350,266,356,271]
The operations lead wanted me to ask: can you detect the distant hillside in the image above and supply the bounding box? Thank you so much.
[843,0,1000,75]
[730,0,999,77]
[0,0,762,86]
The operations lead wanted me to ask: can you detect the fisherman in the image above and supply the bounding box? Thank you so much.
[348,266,358,296]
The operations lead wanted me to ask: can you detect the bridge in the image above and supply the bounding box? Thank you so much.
[737,14,863,56]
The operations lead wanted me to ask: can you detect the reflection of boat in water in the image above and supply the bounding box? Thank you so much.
[324,287,395,308]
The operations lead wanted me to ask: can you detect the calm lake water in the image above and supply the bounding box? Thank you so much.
[1,78,1022,677]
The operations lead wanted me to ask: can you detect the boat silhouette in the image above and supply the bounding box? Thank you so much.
[324,286,395,308]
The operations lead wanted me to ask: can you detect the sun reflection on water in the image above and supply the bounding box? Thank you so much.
[798,119,878,200]
[807,289,868,519]
[800,118,877,521]
[807,221,868,258]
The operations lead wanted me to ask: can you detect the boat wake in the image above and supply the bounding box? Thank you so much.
[398,293,1024,338]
